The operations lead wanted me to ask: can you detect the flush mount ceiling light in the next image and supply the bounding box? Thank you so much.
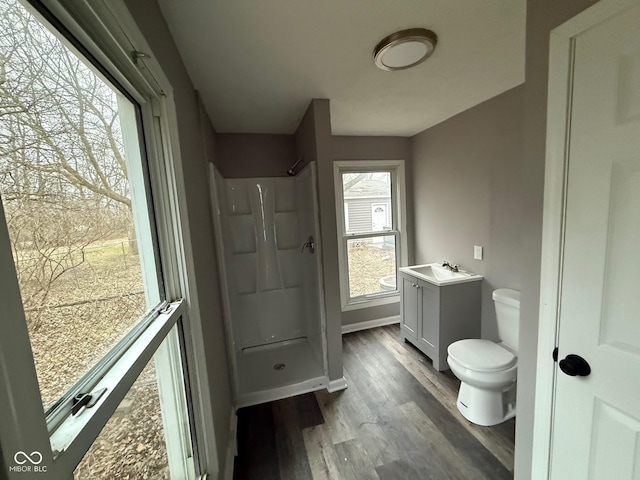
[373,28,438,71]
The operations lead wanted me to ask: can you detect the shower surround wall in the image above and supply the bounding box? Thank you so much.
[212,163,327,406]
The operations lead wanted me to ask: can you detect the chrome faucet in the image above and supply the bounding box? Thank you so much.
[441,261,459,272]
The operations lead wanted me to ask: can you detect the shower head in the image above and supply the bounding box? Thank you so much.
[286,157,303,177]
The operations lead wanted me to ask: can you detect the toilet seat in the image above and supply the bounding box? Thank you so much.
[448,339,516,372]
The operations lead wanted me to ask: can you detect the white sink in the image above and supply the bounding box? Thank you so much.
[399,263,483,286]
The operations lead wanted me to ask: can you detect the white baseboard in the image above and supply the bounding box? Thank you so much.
[224,407,237,480]
[341,315,400,335]
[327,376,348,392]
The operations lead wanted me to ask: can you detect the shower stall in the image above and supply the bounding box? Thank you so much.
[209,162,328,407]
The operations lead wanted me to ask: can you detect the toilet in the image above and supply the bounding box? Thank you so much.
[447,288,520,426]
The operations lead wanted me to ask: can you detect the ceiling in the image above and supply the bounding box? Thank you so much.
[157,0,525,137]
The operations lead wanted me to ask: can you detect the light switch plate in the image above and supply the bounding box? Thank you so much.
[474,245,483,260]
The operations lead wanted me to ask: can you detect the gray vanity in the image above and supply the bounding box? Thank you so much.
[398,263,482,371]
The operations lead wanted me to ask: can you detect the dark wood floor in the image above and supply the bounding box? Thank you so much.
[233,325,515,480]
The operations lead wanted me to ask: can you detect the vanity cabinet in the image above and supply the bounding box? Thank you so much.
[399,271,481,371]
[400,274,419,338]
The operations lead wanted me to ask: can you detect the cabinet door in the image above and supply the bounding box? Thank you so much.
[418,281,440,360]
[400,274,418,338]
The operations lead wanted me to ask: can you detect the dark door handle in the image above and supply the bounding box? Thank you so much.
[559,354,591,377]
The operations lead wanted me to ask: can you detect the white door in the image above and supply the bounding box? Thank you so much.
[371,203,388,231]
[547,2,640,478]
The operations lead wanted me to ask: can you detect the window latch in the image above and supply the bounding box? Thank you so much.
[131,50,151,64]
[71,387,107,416]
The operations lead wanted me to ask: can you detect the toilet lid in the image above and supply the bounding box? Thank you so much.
[448,339,516,372]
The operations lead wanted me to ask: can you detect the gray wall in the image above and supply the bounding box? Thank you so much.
[516,0,597,478]
[333,136,412,160]
[124,0,233,475]
[295,99,344,381]
[333,136,412,326]
[410,2,601,476]
[216,133,296,178]
[411,85,524,341]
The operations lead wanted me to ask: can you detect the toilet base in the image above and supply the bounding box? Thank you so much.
[456,381,516,426]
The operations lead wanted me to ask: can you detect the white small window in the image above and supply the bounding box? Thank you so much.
[334,160,407,311]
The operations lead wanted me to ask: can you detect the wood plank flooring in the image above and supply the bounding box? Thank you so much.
[233,324,515,479]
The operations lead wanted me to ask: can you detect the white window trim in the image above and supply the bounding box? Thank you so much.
[344,201,350,232]
[0,1,218,478]
[334,160,408,312]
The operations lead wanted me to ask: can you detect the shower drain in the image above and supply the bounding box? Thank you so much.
[273,363,286,371]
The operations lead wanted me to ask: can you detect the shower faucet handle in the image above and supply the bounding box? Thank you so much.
[301,236,315,254]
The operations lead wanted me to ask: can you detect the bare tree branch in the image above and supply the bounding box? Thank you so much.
[0,0,138,328]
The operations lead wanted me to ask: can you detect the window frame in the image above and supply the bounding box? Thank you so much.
[0,0,219,478]
[333,160,408,312]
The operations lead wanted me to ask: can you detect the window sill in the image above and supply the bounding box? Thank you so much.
[342,293,399,312]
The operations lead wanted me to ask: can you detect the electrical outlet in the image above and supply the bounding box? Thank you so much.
[474,245,483,260]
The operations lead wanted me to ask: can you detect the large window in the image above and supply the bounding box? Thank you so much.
[0,0,212,478]
[0,0,161,413]
[334,160,407,310]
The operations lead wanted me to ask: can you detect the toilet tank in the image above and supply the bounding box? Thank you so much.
[493,288,520,352]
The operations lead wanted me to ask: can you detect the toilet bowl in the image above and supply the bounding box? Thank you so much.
[447,288,520,426]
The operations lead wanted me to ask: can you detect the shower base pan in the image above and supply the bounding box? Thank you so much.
[236,337,327,408]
